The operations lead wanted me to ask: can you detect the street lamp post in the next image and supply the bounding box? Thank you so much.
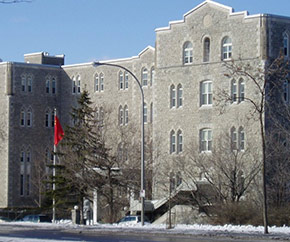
[92,61,145,226]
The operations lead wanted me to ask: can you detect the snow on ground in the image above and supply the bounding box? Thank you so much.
[3,220,290,240]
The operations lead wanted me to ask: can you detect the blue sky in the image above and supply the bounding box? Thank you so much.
[1,0,290,65]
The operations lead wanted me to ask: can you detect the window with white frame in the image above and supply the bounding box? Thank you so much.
[203,37,210,62]
[124,105,128,125]
[231,127,237,150]
[200,129,212,152]
[239,78,245,102]
[45,109,54,128]
[26,108,32,127]
[100,73,104,91]
[119,106,123,125]
[177,130,183,153]
[170,85,176,108]
[150,67,155,86]
[238,127,245,151]
[124,71,129,89]
[200,81,212,106]
[231,79,237,102]
[77,75,81,94]
[142,68,148,87]
[177,84,183,108]
[143,103,147,123]
[222,37,232,60]
[283,32,289,57]
[95,74,99,92]
[183,42,193,64]
[170,130,176,154]
[119,71,124,90]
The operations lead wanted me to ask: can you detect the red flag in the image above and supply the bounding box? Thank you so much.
[54,116,64,146]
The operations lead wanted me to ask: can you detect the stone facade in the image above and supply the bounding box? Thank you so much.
[0,0,289,208]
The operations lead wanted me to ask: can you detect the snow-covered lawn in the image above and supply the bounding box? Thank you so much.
[3,221,290,240]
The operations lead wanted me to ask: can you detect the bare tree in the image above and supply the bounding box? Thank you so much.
[218,54,290,233]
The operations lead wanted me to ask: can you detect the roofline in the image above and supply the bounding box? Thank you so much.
[0,61,62,69]
[155,0,264,32]
[63,45,155,68]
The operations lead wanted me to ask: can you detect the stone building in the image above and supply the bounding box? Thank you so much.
[0,0,289,220]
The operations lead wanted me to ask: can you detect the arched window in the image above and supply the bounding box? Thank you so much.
[200,129,212,152]
[119,71,124,90]
[95,74,99,92]
[222,37,232,60]
[239,78,245,102]
[200,81,212,106]
[119,106,123,126]
[142,68,148,87]
[52,77,56,94]
[177,84,183,108]
[239,127,245,151]
[100,73,104,91]
[150,67,155,87]
[143,103,147,123]
[283,33,289,57]
[124,105,129,125]
[231,127,237,150]
[183,42,193,64]
[26,108,32,127]
[46,78,50,94]
[231,79,237,102]
[77,75,81,94]
[72,76,76,94]
[170,130,176,154]
[20,109,25,127]
[170,85,176,108]
[177,130,183,153]
[124,71,129,89]
[203,37,210,62]
[27,75,32,92]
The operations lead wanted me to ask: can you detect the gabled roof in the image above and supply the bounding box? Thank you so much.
[155,0,262,32]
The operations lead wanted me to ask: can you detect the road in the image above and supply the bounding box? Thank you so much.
[0,223,287,242]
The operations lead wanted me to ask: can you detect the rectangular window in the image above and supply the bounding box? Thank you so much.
[200,129,212,152]
[72,80,76,94]
[171,133,176,153]
[232,81,237,102]
[201,81,212,106]
[125,72,129,89]
[27,77,32,92]
[20,111,25,126]
[21,76,26,92]
[52,79,56,94]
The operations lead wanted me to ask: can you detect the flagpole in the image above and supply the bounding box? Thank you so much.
[52,108,57,223]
